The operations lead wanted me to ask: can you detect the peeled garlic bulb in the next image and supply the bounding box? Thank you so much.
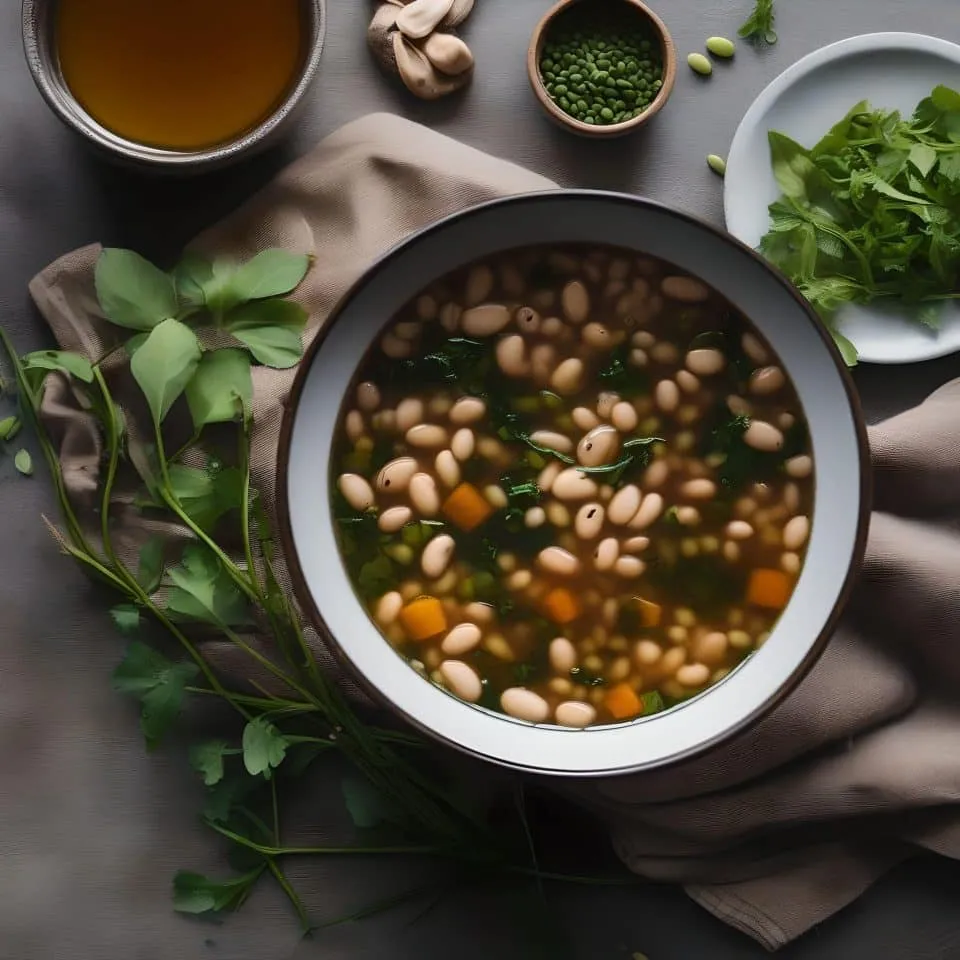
[392,33,462,99]
[395,0,455,39]
[422,32,474,75]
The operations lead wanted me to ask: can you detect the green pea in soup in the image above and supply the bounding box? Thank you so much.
[332,246,814,728]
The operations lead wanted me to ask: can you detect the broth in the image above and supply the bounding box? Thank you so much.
[56,0,304,150]
[332,245,814,728]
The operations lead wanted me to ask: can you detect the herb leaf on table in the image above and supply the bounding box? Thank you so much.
[758,86,960,364]
[738,0,777,45]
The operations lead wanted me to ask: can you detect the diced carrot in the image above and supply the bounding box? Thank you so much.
[605,682,643,720]
[636,598,662,628]
[543,587,581,625]
[441,482,494,532]
[398,596,447,641]
[746,568,793,610]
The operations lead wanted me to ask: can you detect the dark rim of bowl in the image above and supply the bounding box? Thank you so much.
[275,190,872,773]
[20,0,326,170]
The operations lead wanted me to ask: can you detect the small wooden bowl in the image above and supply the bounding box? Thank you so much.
[527,0,676,138]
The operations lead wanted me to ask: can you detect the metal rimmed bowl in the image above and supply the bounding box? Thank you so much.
[278,191,870,777]
[21,0,325,173]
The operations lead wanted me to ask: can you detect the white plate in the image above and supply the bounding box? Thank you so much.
[725,33,960,364]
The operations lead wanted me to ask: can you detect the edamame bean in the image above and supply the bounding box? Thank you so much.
[687,52,713,75]
[706,36,736,58]
[707,154,727,176]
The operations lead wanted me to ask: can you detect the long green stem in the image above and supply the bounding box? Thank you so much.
[268,859,311,930]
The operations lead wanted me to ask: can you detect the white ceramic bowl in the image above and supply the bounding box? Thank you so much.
[278,191,870,777]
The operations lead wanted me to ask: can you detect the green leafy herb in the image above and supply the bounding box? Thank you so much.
[172,868,263,916]
[112,641,199,749]
[96,248,178,330]
[13,448,32,475]
[223,250,311,303]
[341,775,395,829]
[20,350,94,384]
[190,740,232,786]
[166,544,251,628]
[0,416,20,441]
[242,717,290,777]
[184,348,253,428]
[163,464,243,532]
[130,318,202,423]
[136,537,164,593]
[738,0,776,44]
[759,87,960,363]
[110,603,141,634]
[231,324,303,369]
[597,343,649,396]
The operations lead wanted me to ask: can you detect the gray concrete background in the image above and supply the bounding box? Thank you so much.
[2,0,960,958]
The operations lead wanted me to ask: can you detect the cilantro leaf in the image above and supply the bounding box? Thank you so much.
[190,740,231,786]
[241,717,290,777]
[172,868,262,915]
[110,603,141,634]
[166,544,251,628]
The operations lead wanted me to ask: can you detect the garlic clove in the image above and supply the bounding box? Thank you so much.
[421,32,474,75]
[395,0,456,39]
[392,33,463,99]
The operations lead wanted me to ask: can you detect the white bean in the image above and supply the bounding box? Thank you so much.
[742,332,769,365]
[525,506,547,528]
[583,322,616,348]
[451,428,476,461]
[608,484,642,525]
[723,541,741,562]
[622,536,650,553]
[338,473,375,511]
[439,302,462,332]
[630,349,648,367]
[661,276,709,302]
[537,546,581,576]
[428,395,452,417]
[484,484,508,509]
[462,303,511,337]
[371,409,396,433]
[783,515,810,550]
[634,639,662,665]
[676,663,711,687]
[546,500,571,527]
[632,330,655,348]
[416,295,437,321]
[356,382,380,411]
[530,343,556,384]
[515,307,541,335]
[685,348,726,376]
[594,537,620,571]
[464,601,496,624]
[783,482,801,513]
[381,334,412,358]
[465,264,494,305]
[552,468,599,501]
[440,660,482,702]
[501,263,525,297]
[435,449,461,488]
[345,410,365,442]
[725,520,754,540]
[406,424,449,448]
[530,430,574,454]
[614,555,645,578]
[550,637,578,673]
[376,457,418,492]
[555,701,597,728]
[675,506,700,526]
[675,370,699,394]
[551,357,585,395]
[629,492,664,529]
[611,401,639,432]
[696,631,729,665]
[394,321,420,341]
[379,506,412,532]
[572,407,600,431]
[421,533,455,578]
[396,398,425,433]
[749,366,786,395]
[661,647,687,674]
[574,502,605,540]
[561,280,590,324]
[781,551,801,574]
[507,570,533,590]
[441,623,482,656]
[538,461,562,493]
[643,459,669,488]
[577,424,620,467]
[449,397,485,426]
[785,454,813,479]
[501,688,550,722]
[496,334,528,377]
[743,420,784,452]
[409,472,440,516]
[680,478,717,500]
[596,391,621,419]
[727,394,752,417]
[375,591,403,625]
[655,380,680,413]
[541,316,564,337]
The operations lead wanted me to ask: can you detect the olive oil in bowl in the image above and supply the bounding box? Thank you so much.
[56,0,305,151]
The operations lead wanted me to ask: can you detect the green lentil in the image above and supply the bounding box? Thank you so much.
[687,52,712,76]
[707,154,727,176]
[706,36,736,58]
[537,5,664,127]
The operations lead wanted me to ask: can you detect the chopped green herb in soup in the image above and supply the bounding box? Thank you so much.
[331,246,814,728]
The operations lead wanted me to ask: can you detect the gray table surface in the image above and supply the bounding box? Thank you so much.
[3,1,960,958]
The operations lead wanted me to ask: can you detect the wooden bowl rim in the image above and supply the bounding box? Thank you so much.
[526,0,677,137]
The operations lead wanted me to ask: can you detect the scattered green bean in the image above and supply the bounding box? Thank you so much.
[538,6,664,126]
[687,53,713,76]
[706,36,736,58]
[707,154,727,176]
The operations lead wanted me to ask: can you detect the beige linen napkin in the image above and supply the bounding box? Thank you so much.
[26,114,960,951]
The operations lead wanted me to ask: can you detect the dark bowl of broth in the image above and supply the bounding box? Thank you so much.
[277,191,870,776]
[22,0,325,173]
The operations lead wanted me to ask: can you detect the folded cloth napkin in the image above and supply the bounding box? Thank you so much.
[27,114,960,951]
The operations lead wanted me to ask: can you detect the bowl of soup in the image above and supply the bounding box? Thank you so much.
[278,191,869,776]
